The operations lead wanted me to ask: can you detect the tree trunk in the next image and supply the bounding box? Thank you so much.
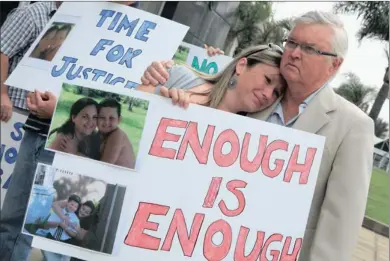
[224,30,238,56]
[128,97,134,112]
[369,67,389,121]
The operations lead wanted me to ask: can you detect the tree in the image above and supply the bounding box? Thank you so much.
[374,118,389,139]
[334,2,389,121]
[253,18,293,48]
[334,72,376,112]
[225,2,273,54]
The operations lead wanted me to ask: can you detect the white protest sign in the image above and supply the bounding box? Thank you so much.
[1,111,27,208]
[6,1,189,93]
[173,42,233,75]
[32,91,325,261]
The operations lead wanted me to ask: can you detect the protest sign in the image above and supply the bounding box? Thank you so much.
[1,110,27,208]
[5,1,189,93]
[32,91,325,261]
[173,42,232,75]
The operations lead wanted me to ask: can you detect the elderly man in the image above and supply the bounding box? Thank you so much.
[139,11,374,261]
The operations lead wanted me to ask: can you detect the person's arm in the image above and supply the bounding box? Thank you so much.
[0,53,12,122]
[59,221,78,238]
[100,129,125,164]
[0,7,35,122]
[51,201,69,223]
[44,221,61,229]
[309,116,374,260]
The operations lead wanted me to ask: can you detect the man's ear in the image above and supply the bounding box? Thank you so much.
[331,57,343,74]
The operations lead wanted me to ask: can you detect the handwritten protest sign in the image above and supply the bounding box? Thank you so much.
[173,42,232,75]
[6,1,189,93]
[1,111,27,208]
[32,91,325,261]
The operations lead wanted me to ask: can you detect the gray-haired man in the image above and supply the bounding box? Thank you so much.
[139,11,374,261]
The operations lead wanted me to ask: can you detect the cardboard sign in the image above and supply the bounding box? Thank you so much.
[6,2,189,93]
[1,111,27,208]
[173,42,232,75]
[32,91,325,261]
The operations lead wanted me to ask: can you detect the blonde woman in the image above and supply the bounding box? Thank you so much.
[137,44,286,114]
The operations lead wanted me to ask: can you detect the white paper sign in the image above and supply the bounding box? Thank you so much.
[33,91,325,261]
[1,111,27,208]
[173,42,233,75]
[6,1,189,93]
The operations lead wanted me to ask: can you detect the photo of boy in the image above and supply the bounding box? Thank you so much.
[97,98,136,169]
[36,194,81,243]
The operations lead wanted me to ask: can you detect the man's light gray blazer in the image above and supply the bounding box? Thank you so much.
[248,86,375,261]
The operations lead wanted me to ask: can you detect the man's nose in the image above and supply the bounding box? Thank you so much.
[289,45,302,59]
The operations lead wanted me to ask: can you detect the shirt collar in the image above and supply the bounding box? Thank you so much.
[269,81,329,125]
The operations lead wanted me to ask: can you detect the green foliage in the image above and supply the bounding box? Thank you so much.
[173,45,190,64]
[334,72,377,110]
[334,2,389,121]
[253,18,293,48]
[230,2,273,53]
[374,118,389,139]
[334,2,389,42]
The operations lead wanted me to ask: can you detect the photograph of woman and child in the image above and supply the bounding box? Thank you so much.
[30,22,73,62]
[23,163,127,260]
[46,84,150,170]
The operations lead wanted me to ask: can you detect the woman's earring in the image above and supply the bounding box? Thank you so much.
[229,75,237,89]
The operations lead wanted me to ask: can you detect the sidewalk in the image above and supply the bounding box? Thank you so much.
[29,227,389,261]
[352,227,389,261]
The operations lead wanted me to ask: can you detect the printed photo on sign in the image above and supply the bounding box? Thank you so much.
[172,45,190,65]
[30,22,74,62]
[23,163,127,257]
[45,83,149,170]
[173,42,233,75]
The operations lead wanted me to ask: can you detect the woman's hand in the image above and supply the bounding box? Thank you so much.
[204,44,224,57]
[59,135,78,154]
[159,86,191,109]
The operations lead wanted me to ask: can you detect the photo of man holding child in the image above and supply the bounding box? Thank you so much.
[23,163,127,260]
[46,83,149,170]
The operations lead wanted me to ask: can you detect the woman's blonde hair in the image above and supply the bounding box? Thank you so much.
[184,44,284,108]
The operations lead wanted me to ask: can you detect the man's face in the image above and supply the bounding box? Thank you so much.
[280,23,342,89]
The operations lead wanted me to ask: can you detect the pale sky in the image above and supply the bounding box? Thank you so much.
[272,1,389,122]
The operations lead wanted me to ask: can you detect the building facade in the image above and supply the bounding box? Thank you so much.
[139,1,239,49]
